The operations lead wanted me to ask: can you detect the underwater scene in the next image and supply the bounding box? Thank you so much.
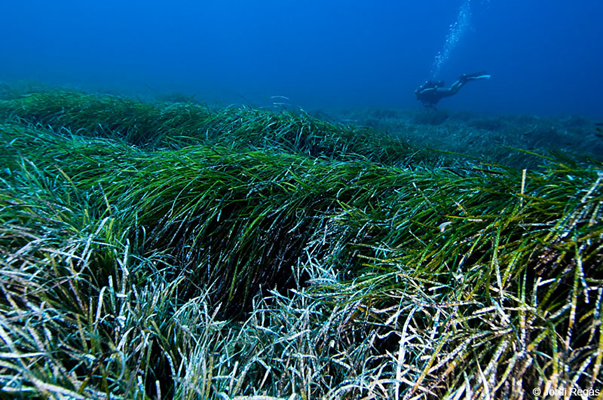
[0,1,602,399]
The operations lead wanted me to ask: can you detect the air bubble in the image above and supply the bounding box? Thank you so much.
[430,0,472,79]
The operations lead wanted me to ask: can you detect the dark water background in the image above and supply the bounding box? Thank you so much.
[1,0,602,117]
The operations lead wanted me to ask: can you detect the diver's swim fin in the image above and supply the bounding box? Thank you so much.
[464,71,491,81]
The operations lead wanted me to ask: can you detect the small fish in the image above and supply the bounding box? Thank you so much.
[596,123,603,139]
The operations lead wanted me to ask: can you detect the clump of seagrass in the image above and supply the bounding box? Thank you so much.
[0,90,430,166]
[318,159,603,398]
[0,90,601,399]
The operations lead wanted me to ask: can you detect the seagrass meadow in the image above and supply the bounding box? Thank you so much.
[0,89,602,399]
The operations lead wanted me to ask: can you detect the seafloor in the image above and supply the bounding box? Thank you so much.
[322,107,603,167]
[0,84,601,399]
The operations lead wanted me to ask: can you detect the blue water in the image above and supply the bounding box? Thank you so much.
[1,0,602,117]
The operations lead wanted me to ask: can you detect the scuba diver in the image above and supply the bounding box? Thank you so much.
[415,72,491,109]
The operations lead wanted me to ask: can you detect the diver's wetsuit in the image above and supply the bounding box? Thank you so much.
[415,72,491,109]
